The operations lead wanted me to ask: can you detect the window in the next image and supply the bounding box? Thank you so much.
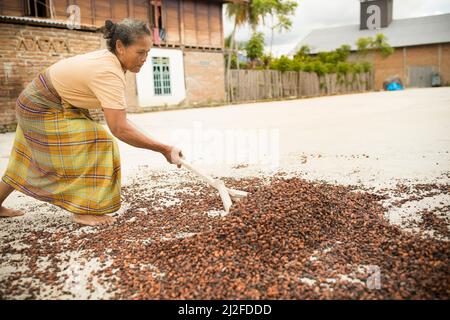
[25,0,50,18]
[152,57,171,96]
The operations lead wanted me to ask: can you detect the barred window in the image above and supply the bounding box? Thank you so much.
[152,57,171,96]
[25,0,50,18]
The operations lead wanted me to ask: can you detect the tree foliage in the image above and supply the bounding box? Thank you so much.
[245,32,265,61]
[268,34,394,74]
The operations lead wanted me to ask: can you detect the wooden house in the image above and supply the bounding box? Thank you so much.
[0,0,248,131]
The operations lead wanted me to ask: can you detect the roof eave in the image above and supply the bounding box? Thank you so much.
[0,15,98,31]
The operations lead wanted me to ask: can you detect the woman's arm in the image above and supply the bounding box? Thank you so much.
[103,108,182,167]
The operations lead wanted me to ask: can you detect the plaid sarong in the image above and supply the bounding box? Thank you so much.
[2,68,121,215]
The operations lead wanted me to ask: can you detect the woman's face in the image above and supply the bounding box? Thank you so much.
[116,35,152,73]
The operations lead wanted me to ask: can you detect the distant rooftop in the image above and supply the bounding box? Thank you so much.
[291,13,450,55]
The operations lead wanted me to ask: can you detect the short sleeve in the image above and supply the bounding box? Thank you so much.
[89,71,127,110]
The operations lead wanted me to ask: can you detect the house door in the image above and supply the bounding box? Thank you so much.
[408,66,434,88]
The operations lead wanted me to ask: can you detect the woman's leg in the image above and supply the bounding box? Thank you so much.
[72,213,116,226]
[0,181,24,217]
[1,180,114,224]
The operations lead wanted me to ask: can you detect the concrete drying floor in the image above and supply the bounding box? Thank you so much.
[0,87,449,299]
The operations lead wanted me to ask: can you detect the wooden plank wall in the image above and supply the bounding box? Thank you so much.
[173,0,222,48]
[1,0,224,48]
[0,0,25,16]
[165,0,180,43]
[0,0,149,27]
[59,0,149,27]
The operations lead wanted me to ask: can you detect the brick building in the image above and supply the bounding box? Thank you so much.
[291,0,450,90]
[0,0,246,132]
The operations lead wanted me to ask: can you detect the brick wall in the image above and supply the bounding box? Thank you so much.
[440,43,450,86]
[0,22,228,132]
[0,22,144,132]
[373,43,450,89]
[183,50,225,106]
[374,48,405,90]
[405,44,440,67]
[0,22,103,132]
[349,43,450,90]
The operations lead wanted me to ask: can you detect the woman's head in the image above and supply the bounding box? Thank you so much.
[102,19,152,73]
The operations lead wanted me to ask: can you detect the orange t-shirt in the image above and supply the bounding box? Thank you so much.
[49,49,127,110]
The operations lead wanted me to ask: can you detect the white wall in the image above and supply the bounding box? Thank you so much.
[136,48,186,107]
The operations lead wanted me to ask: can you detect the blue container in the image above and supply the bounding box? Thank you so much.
[386,82,404,91]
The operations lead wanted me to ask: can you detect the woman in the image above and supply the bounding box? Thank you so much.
[0,19,183,226]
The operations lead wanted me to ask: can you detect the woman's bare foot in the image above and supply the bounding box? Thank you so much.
[0,206,24,218]
[72,213,116,226]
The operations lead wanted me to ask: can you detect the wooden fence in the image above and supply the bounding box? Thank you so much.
[228,70,374,103]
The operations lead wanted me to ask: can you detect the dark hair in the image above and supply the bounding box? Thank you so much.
[102,19,151,54]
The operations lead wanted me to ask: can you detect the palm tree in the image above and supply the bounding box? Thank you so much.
[225,1,259,101]
[254,0,298,57]
[224,1,297,100]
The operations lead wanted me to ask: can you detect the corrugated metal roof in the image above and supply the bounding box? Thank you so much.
[291,13,450,55]
[0,15,98,31]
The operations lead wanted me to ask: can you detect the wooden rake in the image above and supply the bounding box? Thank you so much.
[179,157,248,213]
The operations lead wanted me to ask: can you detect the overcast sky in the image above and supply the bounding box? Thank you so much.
[223,0,450,57]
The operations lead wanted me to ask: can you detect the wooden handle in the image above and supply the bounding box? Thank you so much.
[179,158,218,189]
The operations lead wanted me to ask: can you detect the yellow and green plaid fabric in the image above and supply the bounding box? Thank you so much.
[2,68,121,215]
